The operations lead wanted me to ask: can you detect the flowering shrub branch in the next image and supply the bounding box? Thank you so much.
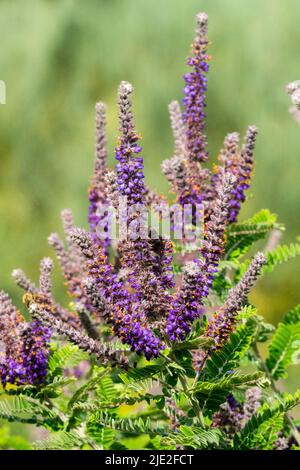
[1,12,300,451]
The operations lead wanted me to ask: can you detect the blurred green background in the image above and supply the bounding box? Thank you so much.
[0,0,300,445]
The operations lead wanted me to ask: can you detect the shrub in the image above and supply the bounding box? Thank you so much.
[1,12,300,451]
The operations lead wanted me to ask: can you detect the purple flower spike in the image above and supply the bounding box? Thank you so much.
[115,81,146,207]
[0,290,51,388]
[227,126,258,223]
[166,173,235,341]
[88,102,110,249]
[183,12,210,164]
[206,252,266,349]
[70,228,165,360]
[206,126,258,223]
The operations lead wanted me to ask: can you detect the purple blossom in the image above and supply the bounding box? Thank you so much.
[205,127,258,223]
[183,12,210,164]
[212,389,262,438]
[115,81,146,206]
[165,173,235,341]
[212,394,244,436]
[0,290,50,387]
[70,229,164,360]
[88,102,110,249]
[19,320,51,386]
[243,387,262,420]
[115,81,174,319]
[227,126,258,223]
[0,11,264,368]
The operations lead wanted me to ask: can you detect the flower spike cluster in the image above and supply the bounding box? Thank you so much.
[70,228,164,360]
[0,10,299,452]
[115,82,174,320]
[1,11,262,369]
[27,294,128,368]
[39,257,53,296]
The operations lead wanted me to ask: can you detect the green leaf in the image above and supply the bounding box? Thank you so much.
[234,390,300,449]
[34,430,86,450]
[266,307,300,379]
[172,336,214,351]
[48,344,85,379]
[87,411,167,436]
[236,305,257,321]
[96,376,118,402]
[0,395,60,427]
[119,365,162,384]
[109,441,129,450]
[205,317,258,380]
[282,304,300,325]
[86,424,115,448]
[226,210,279,260]
[256,318,276,343]
[250,414,284,450]
[264,243,300,273]
[161,426,222,449]
[71,389,163,412]
[192,371,268,415]
[238,242,300,279]
[37,376,77,397]
[67,369,108,411]
[192,371,267,394]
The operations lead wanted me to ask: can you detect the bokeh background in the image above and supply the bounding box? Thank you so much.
[0,0,300,447]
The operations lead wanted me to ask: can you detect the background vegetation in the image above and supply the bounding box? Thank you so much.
[0,0,300,446]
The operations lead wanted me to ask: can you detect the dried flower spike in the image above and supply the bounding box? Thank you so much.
[206,252,267,348]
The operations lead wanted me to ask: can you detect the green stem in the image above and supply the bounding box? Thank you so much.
[192,351,209,388]
[162,347,206,427]
[179,375,205,428]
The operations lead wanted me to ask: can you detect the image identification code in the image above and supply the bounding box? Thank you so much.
[105,454,194,467]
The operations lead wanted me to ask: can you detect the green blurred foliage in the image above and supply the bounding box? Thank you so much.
[0,0,299,394]
[0,424,31,449]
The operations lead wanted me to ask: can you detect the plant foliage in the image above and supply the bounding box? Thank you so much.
[0,10,299,452]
